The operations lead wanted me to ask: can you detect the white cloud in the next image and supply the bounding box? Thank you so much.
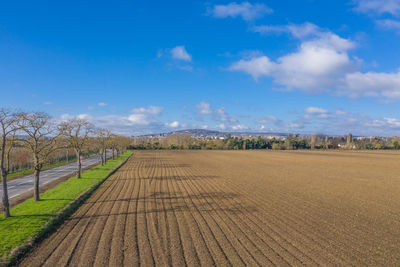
[336,109,348,115]
[215,107,237,122]
[43,101,53,105]
[131,106,163,115]
[256,115,304,130]
[256,115,278,124]
[304,107,329,119]
[253,22,321,38]
[196,102,237,123]
[230,23,400,99]
[208,2,272,21]
[60,113,93,122]
[344,71,400,98]
[230,31,356,92]
[98,102,107,107]
[125,105,164,126]
[304,107,328,115]
[229,56,275,80]
[127,113,150,125]
[197,102,213,114]
[59,106,166,135]
[376,19,400,32]
[231,124,248,130]
[217,123,226,130]
[165,121,180,128]
[354,0,400,16]
[170,46,192,62]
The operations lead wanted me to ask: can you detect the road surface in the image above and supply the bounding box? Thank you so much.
[0,153,111,200]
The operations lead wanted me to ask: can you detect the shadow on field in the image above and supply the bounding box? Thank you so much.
[72,190,257,220]
[40,198,74,201]
[139,163,192,169]
[105,175,219,182]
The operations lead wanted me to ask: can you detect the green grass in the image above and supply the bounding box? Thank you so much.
[0,151,132,261]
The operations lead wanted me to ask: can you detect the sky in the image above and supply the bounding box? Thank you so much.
[1,0,400,136]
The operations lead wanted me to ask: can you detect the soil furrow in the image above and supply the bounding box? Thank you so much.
[17,150,400,267]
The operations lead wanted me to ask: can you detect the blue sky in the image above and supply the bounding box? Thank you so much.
[1,0,400,136]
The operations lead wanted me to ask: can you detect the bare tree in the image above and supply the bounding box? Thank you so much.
[19,112,60,201]
[109,134,118,160]
[95,129,111,166]
[0,109,20,217]
[117,136,131,156]
[59,119,93,178]
[311,134,317,150]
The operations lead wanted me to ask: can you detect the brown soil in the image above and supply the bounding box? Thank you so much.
[18,150,400,266]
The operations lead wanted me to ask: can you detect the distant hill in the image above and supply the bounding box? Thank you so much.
[137,129,290,139]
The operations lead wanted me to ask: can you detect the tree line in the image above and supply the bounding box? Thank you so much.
[129,133,400,151]
[0,108,130,218]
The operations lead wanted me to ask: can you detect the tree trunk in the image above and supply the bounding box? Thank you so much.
[34,168,40,201]
[1,136,10,217]
[104,149,107,164]
[1,170,10,218]
[112,148,115,160]
[76,151,82,178]
[100,150,104,166]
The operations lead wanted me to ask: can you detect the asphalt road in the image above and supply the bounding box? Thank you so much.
[0,153,111,199]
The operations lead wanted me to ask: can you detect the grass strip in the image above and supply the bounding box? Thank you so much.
[0,151,132,266]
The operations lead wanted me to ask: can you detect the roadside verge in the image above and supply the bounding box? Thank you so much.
[0,151,132,266]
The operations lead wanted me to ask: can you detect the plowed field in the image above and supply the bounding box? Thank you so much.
[19,150,400,266]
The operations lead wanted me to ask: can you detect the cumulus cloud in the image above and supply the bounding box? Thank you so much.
[197,102,213,114]
[97,102,107,107]
[255,107,400,136]
[353,0,400,16]
[256,115,278,124]
[304,107,328,115]
[252,22,321,38]
[230,29,356,92]
[215,107,237,122]
[344,70,400,98]
[304,107,329,119]
[165,121,180,128]
[231,124,248,130]
[208,2,272,21]
[369,117,400,128]
[229,56,275,80]
[230,23,400,98]
[131,106,163,115]
[353,1,400,33]
[170,46,192,62]
[59,106,166,135]
[376,19,400,32]
[256,115,303,130]
[196,102,238,124]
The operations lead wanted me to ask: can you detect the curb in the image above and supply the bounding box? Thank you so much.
[1,153,132,267]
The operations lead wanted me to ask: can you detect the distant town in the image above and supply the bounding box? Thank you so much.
[132,129,398,150]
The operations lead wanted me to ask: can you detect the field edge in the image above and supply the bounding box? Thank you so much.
[0,152,133,267]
